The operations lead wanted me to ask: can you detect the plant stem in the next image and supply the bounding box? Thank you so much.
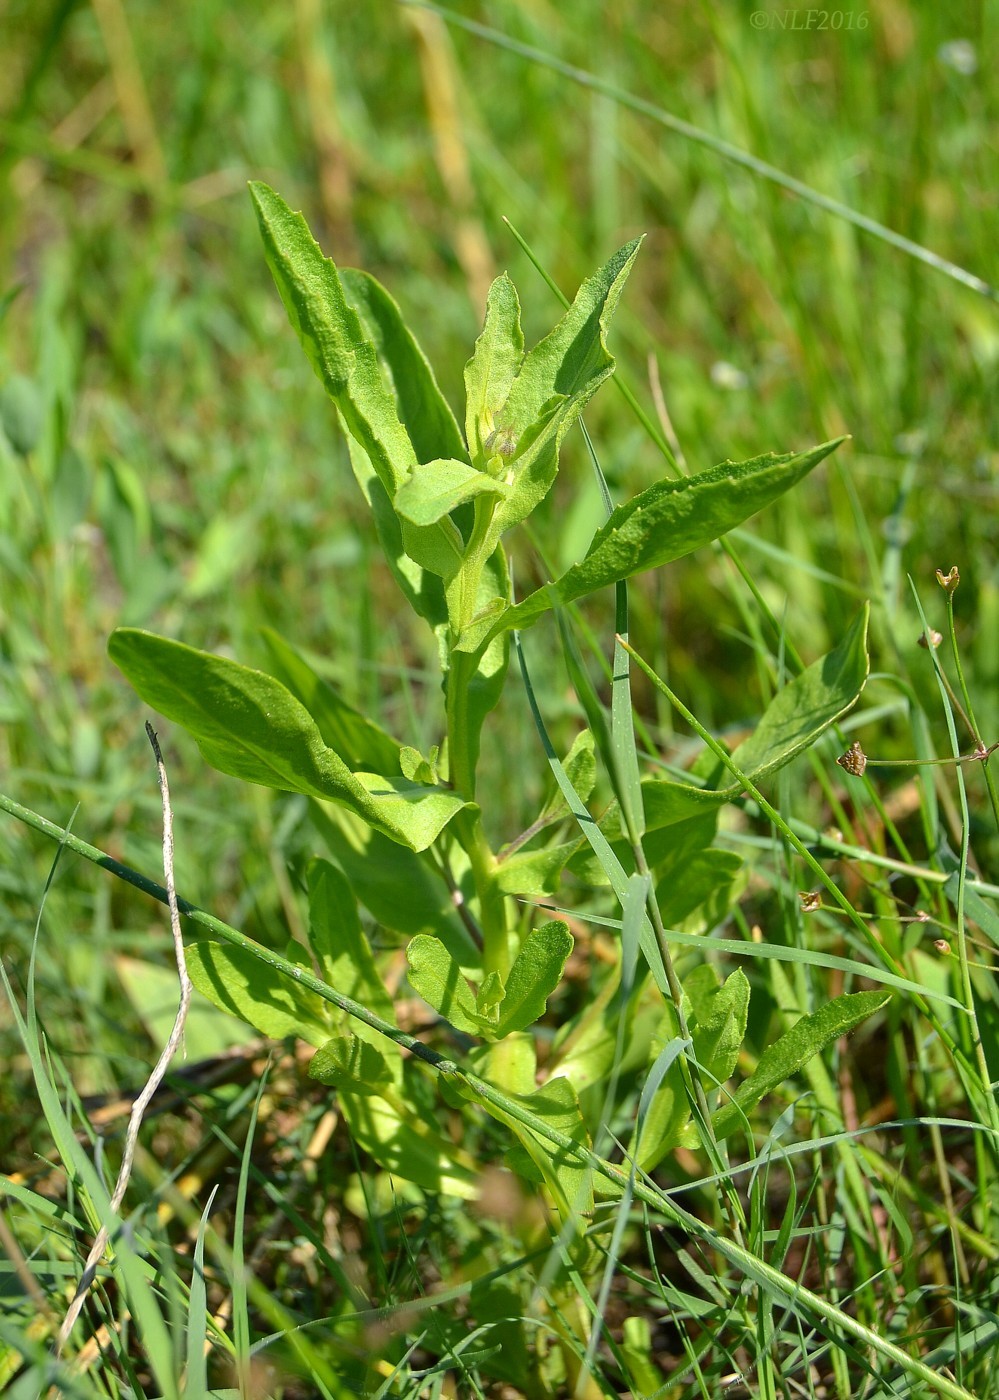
[446,645,510,975]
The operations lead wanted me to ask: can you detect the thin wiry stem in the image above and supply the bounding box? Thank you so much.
[57,723,193,1351]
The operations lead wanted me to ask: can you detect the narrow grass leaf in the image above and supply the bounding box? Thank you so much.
[109,628,466,851]
[728,603,870,778]
[185,1186,219,1399]
[636,605,869,822]
[514,631,670,997]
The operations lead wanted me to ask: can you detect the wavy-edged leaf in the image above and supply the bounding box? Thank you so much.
[484,238,642,544]
[687,965,750,1086]
[712,989,891,1141]
[464,273,524,470]
[109,628,466,851]
[497,439,845,634]
[495,921,573,1036]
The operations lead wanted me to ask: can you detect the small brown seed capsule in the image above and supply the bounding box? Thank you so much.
[836,741,868,777]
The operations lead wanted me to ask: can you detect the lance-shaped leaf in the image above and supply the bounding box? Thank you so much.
[632,604,870,827]
[250,181,415,495]
[250,182,466,586]
[109,629,466,851]
[711,989,891,1141]
[482,238,643,545]
[464,273,524,470]
[338,267,466,466]
[494,921,573,1036]
[495,438,846,635]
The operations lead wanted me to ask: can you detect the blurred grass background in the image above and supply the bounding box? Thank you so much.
[0,0,995,1186]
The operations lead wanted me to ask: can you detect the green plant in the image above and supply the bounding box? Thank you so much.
[85,183,913,1388]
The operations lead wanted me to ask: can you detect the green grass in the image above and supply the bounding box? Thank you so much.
[2,1,998,1396]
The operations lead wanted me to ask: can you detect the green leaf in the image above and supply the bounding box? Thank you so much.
[250,181,414,495]
[407,935,488,1036]
[0,374,43,457]
[185,941,332,1047]
[476,971,506,1022]
[309,803,478,963]
[109,628,466,851]
[635,606,870,826]
[116,954,252,1061]
[306,860,395,1026]
[495,921,573,1036]
[495,840,579,896]
[498,439,846,634]
[471,1075,597,1220]
[259,628,402,775]
[337,1089,479,1199]
[338,267,466,465]
[686,965,750,1086]
[728,606,870,779]
[395,457,509,527]
[485,239,642,544]
[250,181,465,587]
[308,1034,395,1094]
[446,543,512,782]
[655,849,743,927]
[711,989,891,1141]
[464,273,525,470]
[344,434,449,638]
[539,728,597,820]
